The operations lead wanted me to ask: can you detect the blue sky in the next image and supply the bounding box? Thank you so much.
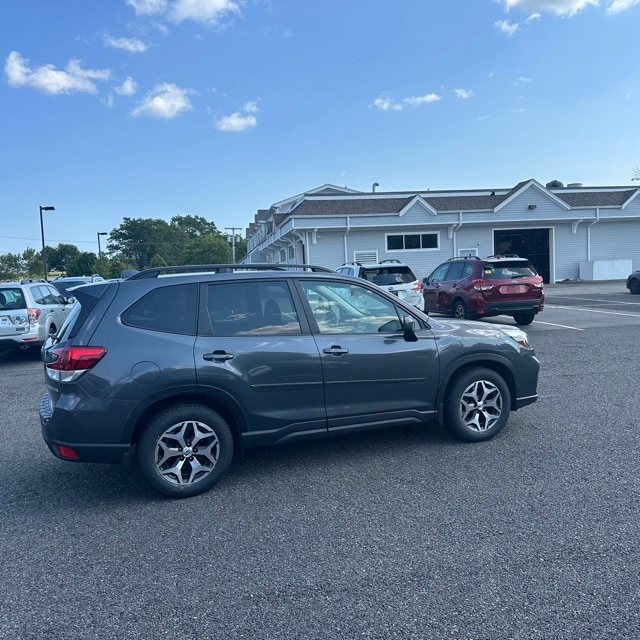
[2,0,639,256]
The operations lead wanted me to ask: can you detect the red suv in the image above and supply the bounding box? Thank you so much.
[422,255,544,325]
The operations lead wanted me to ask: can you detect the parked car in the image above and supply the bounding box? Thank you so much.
[337,259,423,308]
[626,269,640,295]
[51,275,104,299]
[422,255,544,325]
[0,279,73,351]
[39,263,539,498]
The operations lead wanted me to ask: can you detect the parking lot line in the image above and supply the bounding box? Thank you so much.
[548,297,640,306]
[547,305,640,318]
[533,320,584,330]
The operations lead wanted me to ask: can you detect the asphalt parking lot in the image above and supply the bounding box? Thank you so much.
[1,282,639,640]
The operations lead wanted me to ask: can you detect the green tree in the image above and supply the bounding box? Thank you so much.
[48,243,82,274]
[182,234,233,265]
[170,215,218,238]
[22,248,43,277]
[67,251,98,276]
[107,218,185,269]
[150,253,168,267]
[0,253,24,280]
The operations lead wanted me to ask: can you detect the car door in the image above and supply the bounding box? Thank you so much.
[434,261,466,311]
[45,285,72,330]
[194,279,327,447]
[297,279,440,435]
[422,263,450,312]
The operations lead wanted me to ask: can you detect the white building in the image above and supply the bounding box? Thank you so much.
[243,179,640,283]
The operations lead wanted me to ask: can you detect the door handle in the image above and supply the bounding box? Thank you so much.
[203,350,234,362]
[323,346,349,355]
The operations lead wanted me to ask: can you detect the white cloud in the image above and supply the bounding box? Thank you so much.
[454,88,473,99]
[104,36,150,53]
[502,0,598,16]
[4,51,110,94]
[526,12,543,19]
[215,112,257,131]
[127,0,240,24]
[512,107,528,112]
[126,0,169,15]
[373,96,403,111]
[404,93,441,105]
[495,19,520,35]
[242,100,258,113]
[132,83,192,118]
[115,77,138,96]
[607,0,640,13]
[215,100,258,131]
[513,76,532,85]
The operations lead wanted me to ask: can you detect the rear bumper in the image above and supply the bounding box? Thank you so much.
[39,391,134,464]
[472,300,543,319]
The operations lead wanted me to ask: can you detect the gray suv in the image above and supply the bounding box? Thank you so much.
[0,279,73,351]
[39,264,540,498]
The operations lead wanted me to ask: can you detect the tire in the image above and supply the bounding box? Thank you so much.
[137,404,234,498]
[629,279,640,295]
[513,312,535,326]
[444,367,511,442]
[452,299,468,320]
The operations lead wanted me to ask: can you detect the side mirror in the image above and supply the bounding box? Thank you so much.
[66,297,76,305]
[402,316,418,342]
[422,277,430,285]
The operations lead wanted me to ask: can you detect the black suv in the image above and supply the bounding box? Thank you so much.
[40,264,540,498]
[422,255,544,325]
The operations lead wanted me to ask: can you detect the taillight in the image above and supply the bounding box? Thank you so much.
[28,308,41,324]
[532,276,544,289]
[45,346,107,382]
[412,281,423,291]
[472,279,494,291]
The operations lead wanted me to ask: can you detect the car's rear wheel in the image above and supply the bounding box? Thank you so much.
[629,279,640,295]
[452,299,468,319]
[513,312,535,325]
[444,367,511,442]
[137,404,233,498]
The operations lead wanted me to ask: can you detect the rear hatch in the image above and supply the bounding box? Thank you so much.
[477,260,543,302]
[0,288,29,338]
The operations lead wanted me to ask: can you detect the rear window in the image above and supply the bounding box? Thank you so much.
[0,288,26,310]
[51,280,89,297]
[482,261,537,279]
[363,266,416,285]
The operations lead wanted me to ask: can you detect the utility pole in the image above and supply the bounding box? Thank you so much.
[225,227,241,263]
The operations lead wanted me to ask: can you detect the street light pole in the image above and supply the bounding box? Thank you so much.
[225,227,241,263]
[97,232,108,261]
[39,205,55,281]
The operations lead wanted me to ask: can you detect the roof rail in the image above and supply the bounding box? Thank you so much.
[125,263,335,280]
[380,259,402,263]
[448,256,480,261]
[20,278,46,284]
[485,253,520,259]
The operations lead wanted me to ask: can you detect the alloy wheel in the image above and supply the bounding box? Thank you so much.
[459,380,502,432]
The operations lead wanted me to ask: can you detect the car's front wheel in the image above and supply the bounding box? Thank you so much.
[137,404,234,498]
[513,312,535,325]
[629,279,640,295]
[444,368,511,442]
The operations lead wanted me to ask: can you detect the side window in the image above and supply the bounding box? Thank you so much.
[301,280,402,334]
[429,264,450,283]
[31,286,47,305]
[445,262,464,281]
[462,262,474,278]
[205,281,301,336]
[121,284,198,335]
[46,286,66,305]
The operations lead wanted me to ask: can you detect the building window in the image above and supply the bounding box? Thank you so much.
[288,245,295,260]
[386,233,439,251]
[280,249,286,262]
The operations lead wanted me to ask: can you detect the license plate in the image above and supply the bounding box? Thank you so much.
[500,284,527,294]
